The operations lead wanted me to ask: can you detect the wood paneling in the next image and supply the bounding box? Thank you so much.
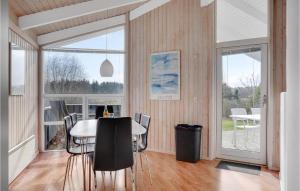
[8,29,38,150]
[268,0,286,170]
[9,0,148,36]
[9,0,89,17]
[9,151,280,191]
[129,0,214,157]
[33,3,145,35]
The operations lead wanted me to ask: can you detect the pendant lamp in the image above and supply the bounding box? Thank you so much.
[100,9,114,77]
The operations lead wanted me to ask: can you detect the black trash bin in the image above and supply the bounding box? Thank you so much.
[175,124,202,163]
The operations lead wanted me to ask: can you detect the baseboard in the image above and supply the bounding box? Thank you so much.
[9,135,37,183]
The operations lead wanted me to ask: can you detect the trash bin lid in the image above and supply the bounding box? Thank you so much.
[175,124,203,131]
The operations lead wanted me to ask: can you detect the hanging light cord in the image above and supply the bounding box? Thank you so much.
[105,8,108,60]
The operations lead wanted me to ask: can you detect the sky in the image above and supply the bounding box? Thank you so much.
[43,26,262,88]
[44,28,125,84]
[222,51,262,88]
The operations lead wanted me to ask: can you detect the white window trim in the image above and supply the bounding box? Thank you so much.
[210,0,272,163]
[39,24,128,152]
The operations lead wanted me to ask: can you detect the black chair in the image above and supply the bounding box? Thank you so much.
[88,117,135,189]
[133,114,152,184]
[63,116,94,190]
[70,113,78,126]
[70,113,95,145]
[134,113,142,124]
[60,100,70,116]
[95,105,114,119]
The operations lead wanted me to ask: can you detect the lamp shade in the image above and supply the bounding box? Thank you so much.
[100,59,114,77]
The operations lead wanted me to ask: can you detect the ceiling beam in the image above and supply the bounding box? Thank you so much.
[129,0,170,21]
[224,0,267,24]
[19,0,146,30]
[37,15,126,45]
[42,26,124,49]
[200,0,214,7]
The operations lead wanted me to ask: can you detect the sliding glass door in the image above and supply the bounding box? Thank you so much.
[216,44,267,164]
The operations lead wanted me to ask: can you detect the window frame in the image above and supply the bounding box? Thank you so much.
[40,25,128,152]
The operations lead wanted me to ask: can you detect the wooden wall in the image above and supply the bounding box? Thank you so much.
[8,29,38,150]
[129,0,214,157]
[269,0,286,170]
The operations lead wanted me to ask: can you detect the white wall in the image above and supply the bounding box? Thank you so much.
[283,0,300,190]
[8,136,37,183]
[0,0,9,190]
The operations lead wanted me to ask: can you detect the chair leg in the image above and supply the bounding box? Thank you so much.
[94,171,97,189]
[101,172,106,190]
[130,167,136,191]
[113,171,117,190]
[139,154,143,171]
[89,158,91,191]
[144,152,153,185]
[67,156,72,177]
[70,156,75,176]
[125,168,127,188]
[63,156,71,190]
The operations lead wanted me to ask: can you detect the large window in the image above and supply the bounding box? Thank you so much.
[217,0,268,43]
[43,27,125,150]
[43,52,124,94]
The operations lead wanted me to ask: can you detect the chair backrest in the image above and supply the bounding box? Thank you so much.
[231,108,247,115]
[60,100,69,116]
[134,113,142,123]
[251,108,261,115]
[231,108,247,121]
[70,113,78,126]
[64,116,73,153]
[95,105,114,119]
[139,114,151,151]
[93,117,133,171]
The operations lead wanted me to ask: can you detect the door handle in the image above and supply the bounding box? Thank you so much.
[263,94,268,105]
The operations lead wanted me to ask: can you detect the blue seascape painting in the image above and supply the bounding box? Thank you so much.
[150,51,180,100]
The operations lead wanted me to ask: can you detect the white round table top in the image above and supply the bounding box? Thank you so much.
[229,114,260,121]
[70,119,146,138]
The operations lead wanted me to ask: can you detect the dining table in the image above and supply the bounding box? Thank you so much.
[70,118,146,191]
[229,114,261,147]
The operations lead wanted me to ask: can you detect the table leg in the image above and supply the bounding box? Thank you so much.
[233,120,237,147]
[134,134,140,190]
[81,138,86,191]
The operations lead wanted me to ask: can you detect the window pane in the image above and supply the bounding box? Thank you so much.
[221,48,262,152]
[62,27,124,51]
[43,51,124,94]
[44,96,83,150]
[217,0,268,42]
[88,97,122,119]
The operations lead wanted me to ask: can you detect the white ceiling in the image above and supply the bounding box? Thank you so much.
[217,0,268,43]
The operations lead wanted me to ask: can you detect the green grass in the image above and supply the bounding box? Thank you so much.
[222,119,234,131]
[222,119,246,131]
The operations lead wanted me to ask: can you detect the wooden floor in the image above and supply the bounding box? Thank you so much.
[9,151,280,191]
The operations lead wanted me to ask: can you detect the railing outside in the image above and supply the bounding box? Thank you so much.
[43,94,124,150]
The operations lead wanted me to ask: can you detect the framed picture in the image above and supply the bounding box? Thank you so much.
[150,51,180,100]
[10,43,26,95]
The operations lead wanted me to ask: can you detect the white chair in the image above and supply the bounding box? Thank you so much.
[251,108,261,115]
[250,108,261,141]
[230,108,258,148]
[251,108,260,125]
[230,108,249,128]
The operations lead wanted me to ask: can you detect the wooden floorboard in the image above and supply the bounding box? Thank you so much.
[9,151,280,191]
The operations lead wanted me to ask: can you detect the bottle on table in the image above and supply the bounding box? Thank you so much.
[103,105,109,118]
